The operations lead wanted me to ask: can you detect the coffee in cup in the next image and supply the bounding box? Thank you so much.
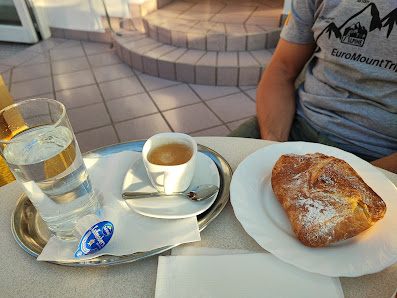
[142,133,197,194]
[148,142,193,166]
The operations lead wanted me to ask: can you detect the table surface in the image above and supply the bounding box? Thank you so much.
[1,137,396,297]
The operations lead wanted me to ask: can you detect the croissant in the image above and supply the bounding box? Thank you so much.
[271,153,386,247]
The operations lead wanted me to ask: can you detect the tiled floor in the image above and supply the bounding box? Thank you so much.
[148,0,283,27]
[136,0,283,52]
[0,42,31,60]
[0,38,257,153]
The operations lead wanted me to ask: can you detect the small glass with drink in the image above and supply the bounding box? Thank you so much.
[0,98,100,240]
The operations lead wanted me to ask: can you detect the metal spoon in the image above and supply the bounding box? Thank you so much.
[122,184,219,202]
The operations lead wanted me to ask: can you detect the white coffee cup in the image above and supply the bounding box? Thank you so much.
[142,133,197,194]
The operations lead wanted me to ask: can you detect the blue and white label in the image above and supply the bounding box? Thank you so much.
[75,221,114,258]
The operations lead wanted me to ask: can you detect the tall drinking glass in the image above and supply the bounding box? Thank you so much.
[0,98,100,240]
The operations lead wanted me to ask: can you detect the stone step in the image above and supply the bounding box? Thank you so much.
[114,30,275,86]
[141,0,283,51]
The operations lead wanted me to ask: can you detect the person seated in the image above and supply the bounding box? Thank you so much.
[229,0,397,173]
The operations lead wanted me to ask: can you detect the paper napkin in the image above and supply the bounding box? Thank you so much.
[37,151,200,262]
[155,247,344,298]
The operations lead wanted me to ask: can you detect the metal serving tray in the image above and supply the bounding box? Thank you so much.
[11,141,232,266]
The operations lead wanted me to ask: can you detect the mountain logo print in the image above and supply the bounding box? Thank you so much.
[316,3,397,47]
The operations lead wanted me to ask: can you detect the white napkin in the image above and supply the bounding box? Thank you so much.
[155,247,344,298]
[37,151,200,261]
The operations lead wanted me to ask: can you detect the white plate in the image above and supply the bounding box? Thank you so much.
[230,142,397,277]
[123,152,220,219]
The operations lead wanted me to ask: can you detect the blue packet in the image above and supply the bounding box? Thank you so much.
[75,221,114,258]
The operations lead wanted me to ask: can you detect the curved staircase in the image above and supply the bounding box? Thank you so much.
[114,0,285,86]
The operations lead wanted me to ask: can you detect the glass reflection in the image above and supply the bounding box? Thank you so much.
[0,0,22,26]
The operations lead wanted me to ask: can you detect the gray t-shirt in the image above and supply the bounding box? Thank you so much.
[281,0,397,159]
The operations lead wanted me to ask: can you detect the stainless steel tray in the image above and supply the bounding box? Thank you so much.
[11,141,232,266]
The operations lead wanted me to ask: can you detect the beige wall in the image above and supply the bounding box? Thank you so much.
[36,0,131,32]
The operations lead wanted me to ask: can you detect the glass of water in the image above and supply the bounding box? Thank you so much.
[0,98,100,240]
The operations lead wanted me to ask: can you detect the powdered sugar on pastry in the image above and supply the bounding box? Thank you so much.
[296,196,338,227]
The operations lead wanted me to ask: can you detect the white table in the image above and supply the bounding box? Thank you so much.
[1,137,396,297]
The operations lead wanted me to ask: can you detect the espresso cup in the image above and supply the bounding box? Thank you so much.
[142,133,197,194]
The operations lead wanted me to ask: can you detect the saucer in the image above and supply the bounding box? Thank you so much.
[122,152,220,219]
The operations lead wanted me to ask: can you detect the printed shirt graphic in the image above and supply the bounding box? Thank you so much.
[281,0,397,159]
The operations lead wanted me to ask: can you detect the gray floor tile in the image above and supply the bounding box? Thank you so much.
[138,73,180,91]
[27,39,60,53]
[179,11,215,22]
[51,39,81,49]
[10,77,53,100]
[189,84,240,100]
[12,63,51,83]
[1,69,11,86]
[52,57,90,75]
[0,42,30,60]
[19,53,50,66]
[46,38,71,47]
[93,63,134,83]
[244,88,257,101]
[76,125,119,153]
[191,125,230,136]
[56,84,103,109]
[239,85,257,91]
[106,93,158,122]
[67,103,111,133]
[0,50,38,67]
[211,5,255,24]
[0,65,11,73]
[82,41,114,56]
[115,113,171,141]
[50,45,85,61]
[163,103,222,133]
[206,93,256,123]
[87,52,122,68]
[15,92,55,102]
[150,84,201,111]
[54,69,96,91]
[99,76,145,101]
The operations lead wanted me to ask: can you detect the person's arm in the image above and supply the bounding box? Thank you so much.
[370,152,397,174]
[256,38,316,141]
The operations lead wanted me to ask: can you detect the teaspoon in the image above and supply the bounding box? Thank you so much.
[122,184,219,202]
